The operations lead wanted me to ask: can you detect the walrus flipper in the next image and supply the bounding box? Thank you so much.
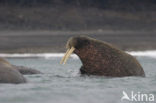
[12,65,42,75]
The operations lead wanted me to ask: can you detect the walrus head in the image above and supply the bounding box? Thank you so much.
[60,36,91,64]
[61,36,145,77]
[60,36,113,65]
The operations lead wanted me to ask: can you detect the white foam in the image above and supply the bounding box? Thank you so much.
[0,53,78,59]
[0,50,156,58]
[128,50,156,57]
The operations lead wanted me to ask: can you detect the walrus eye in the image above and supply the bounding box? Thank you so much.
[60,47,75,64]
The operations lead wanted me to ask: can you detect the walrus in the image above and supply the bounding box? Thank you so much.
[12,65,42,75]
[60,36,145,77]
[0,58,41,75]
[0,58,26,83]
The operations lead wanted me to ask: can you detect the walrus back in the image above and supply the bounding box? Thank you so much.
[94,41,145,77]
[78,37,145,77]
[0,63,26,83]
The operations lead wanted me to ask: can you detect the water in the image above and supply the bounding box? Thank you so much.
[0,51,156,103]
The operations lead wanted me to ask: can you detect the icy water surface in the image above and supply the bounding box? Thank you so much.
[0,51,156,103]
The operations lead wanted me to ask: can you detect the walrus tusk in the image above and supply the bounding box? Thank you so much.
[63,47,75,64]
[60,49,70,64]
[60,47,75,64]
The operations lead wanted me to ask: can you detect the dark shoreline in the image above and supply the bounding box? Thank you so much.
[0,30,156,53]
[0,1,155,53]
[0,3,156,31]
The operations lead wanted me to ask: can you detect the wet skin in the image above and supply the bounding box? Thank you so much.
[0,57,41,84]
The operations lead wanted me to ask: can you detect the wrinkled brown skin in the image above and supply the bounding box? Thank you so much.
[67,36,145,77]
[0,59,26,84]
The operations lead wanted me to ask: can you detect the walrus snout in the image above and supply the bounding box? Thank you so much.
[60,47,75,64]
[60,36,90,64]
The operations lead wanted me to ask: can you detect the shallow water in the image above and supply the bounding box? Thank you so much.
[0,52,156,103]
